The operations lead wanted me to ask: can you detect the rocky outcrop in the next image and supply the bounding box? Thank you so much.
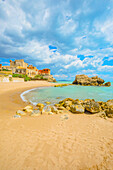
[23,105,33,113]
[36,103,44,111]
[15,99,113,118]
[70,105,85,113]
[72,75,111,87]
[43,75,56,82]
[104,82,111,87]
[84,100,101,113]
[57,98,113,117]
[16,110,26,116]
[54,84,68,87]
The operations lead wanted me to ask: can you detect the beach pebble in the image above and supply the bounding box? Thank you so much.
[13,115,21,118]
[16,110,26,116]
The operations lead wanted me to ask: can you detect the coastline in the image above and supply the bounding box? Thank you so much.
[0,81,113,170]
[20,86,52,104]
[0,81,57,116]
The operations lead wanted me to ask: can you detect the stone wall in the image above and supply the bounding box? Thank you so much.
[0,76,24,82]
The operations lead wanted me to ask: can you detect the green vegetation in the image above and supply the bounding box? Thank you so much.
[34,75,40,78]
[12,74,25,78]
[12,74,48,81]
[24,76,31,81]
[43,78,48,80]
[12,74,31,81]
[2,68,10,71]
[31,75,48,80]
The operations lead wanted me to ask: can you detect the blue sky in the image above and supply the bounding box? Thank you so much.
[0,0,113,80]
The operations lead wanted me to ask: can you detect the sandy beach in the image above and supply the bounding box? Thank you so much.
[0,81,113,170]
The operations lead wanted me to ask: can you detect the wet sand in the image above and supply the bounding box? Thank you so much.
[0,81,113,170]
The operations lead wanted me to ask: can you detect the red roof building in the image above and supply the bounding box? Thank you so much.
[0,64,2,70]
[39,69,50,75]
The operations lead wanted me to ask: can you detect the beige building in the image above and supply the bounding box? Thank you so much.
[10,59,28,68]
[2,59,28,74]
[2,59,53,78]
[3,60,39,78]
[27,65,38,77]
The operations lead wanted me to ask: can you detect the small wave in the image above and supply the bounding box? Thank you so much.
[20,86,51,104]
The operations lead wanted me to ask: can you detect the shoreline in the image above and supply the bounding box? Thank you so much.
[0,81,113,170]
[0,81,58,117]
[20,86,53,104]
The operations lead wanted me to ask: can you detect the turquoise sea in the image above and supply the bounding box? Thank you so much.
[21,81,113,105]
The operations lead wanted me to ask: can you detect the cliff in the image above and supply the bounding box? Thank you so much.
[72,75,111,87]
[43,75,56,82]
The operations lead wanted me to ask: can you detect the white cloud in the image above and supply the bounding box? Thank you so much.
[98,65,113,72]
[107,57,113,61]
[58,18,78,35]
[94,13,113,44]
[54,74,68,78]
[64,56,84,69]
[0,0,113,81]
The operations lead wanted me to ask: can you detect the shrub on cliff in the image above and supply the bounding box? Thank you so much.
[12,74,31,81]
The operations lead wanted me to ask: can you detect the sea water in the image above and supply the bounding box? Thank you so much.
[21,81,113,105]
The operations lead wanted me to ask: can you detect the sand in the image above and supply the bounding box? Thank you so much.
[0,81,113,170]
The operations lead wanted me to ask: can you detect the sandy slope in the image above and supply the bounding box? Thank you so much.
[0,81,113,170]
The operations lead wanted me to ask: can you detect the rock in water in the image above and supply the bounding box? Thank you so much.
[72,74,111,86]
[103,82,111,87]
[70,105,85,113]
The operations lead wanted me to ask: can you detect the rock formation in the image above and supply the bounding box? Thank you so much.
[43,75,56,82]
[72,75,111,86]
[15,99,113,118]
[57,98,113,117]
